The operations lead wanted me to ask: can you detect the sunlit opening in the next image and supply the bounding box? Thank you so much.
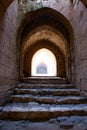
[31,48,57,76]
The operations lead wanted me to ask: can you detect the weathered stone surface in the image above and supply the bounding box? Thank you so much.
[17,83,74,89]
[0,0,87,107]
[57,116,69,122]
[15,88,80,96]
[0,0,87,125]
[60,121,74,129]
[0,0,18,105]
[1,103,87,120]
[68,116,82,124]
[0,118,87,130]
[1,76,87,122]
[23,77,68,84]
[48,118,57,124]
[57,116,85,125]
[17,0,87,91]
[57,96,87,104]
[10,94,87,104]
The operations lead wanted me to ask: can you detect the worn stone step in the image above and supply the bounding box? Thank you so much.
[17,83,74,89]
[15,88,80,96]
[22,77,69,84]
[0,103,87,121]
[10,95,87,104]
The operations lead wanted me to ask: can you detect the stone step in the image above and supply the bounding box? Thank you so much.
[17,83,74,89]
[15,88,80,96]
[0,103,87,121]
[22,77,69,84]
[10,95,87,104]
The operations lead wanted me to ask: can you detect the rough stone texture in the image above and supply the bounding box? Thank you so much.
[52,0,87,91]
[17,82,74,89]
[0,117,87,130]
[0,79,87,121]
[15,88,80,96]
[52,1,87,91]
[60,121,74,129]
[0,0,87,104]
[71,1,87,91]
[24,40,66,77]
[10,94,87,104]
[0,0,18,105]
[17,0,87,91]
[0,103,87,121]
[17,1,74,80]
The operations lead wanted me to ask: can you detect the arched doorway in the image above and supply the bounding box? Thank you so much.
[31,48,57,76]
[23,40,66,78]
[17,7,74,81]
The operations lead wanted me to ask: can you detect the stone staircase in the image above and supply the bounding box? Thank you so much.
[0,77,87,121]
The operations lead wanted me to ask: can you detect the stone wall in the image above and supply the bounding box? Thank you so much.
[0,0,18,105]
[0,0,86,105]
[71,1,87,91]
[18,0,87,91]
[55,1,87,91]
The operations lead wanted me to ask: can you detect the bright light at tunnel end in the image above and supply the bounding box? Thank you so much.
[31,48,57,76]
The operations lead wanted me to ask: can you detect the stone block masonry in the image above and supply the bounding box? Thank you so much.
[18,0,87,91]
[0,0,18,105]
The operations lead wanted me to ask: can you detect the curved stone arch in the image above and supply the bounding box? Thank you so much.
[17,7,74,81]
[17,7,74,48]
[21,25,68,76]
[22,25,68,59]
[31,48,57,76]
[23,40,66,77]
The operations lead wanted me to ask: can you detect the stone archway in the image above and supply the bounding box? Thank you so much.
[31,48,57,76]
[23,40,66,77]
[17,7,74,81]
